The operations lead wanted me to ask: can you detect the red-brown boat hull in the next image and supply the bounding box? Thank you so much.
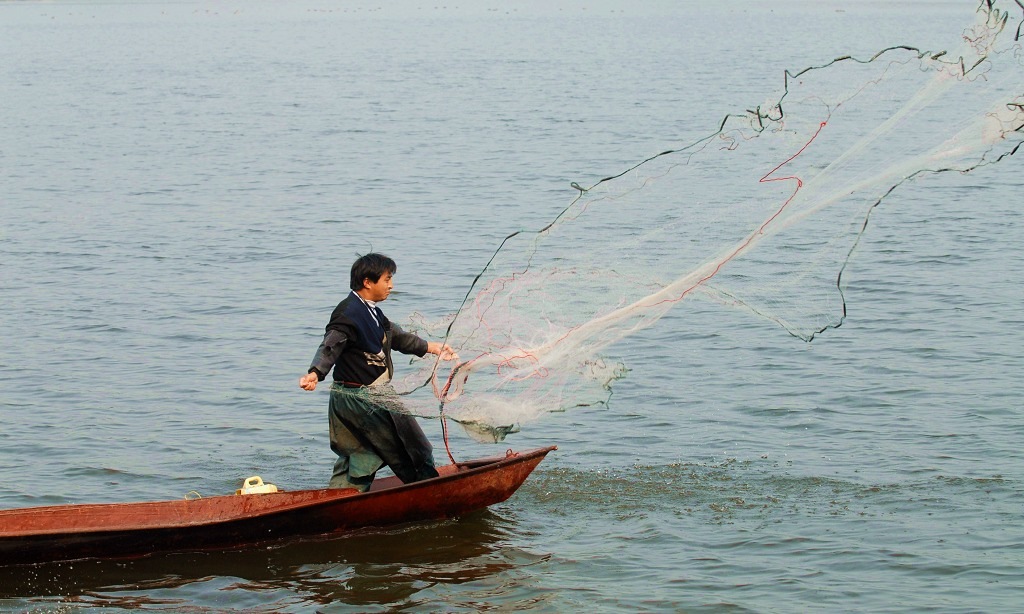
[0,446,555,565]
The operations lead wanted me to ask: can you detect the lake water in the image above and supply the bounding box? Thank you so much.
[2,0,1023,611]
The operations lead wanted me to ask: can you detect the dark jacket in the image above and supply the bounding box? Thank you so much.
[308,291,428,386]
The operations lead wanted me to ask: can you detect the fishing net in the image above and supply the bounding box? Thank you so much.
[380,1,1023,441]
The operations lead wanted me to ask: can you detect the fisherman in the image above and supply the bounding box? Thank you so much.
[299,253,457,491]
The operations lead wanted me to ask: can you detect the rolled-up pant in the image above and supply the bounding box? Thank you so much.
[327,385,438,491]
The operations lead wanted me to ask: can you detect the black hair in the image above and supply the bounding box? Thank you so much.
[350,253,397,291]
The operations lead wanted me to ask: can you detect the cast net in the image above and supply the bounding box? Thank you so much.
[382,1,1023,441]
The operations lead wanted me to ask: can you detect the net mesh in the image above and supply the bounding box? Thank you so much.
[382,1,1023,441]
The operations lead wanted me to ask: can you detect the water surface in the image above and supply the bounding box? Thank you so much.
[2,0,1022,611]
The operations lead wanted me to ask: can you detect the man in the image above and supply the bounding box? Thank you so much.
[299,253,457,491]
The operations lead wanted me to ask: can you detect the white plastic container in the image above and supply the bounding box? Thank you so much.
[236,476,279,495]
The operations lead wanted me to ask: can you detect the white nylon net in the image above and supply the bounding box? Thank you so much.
[383,1,1023,441]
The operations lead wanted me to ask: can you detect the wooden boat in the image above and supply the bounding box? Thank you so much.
[0,446,555,566]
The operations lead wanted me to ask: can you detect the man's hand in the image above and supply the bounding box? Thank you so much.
[299,372,319,391]
[426,341,459,361]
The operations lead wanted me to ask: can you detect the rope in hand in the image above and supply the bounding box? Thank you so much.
[436,360,464,466]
